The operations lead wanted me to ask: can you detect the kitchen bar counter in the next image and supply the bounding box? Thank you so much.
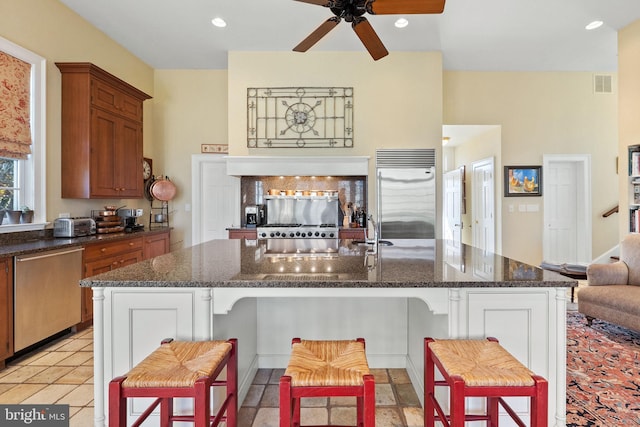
[88,239,573,427]
[81,238,576,288]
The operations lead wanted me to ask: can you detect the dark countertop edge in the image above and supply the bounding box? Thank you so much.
[0,228,171,258]
[80,279,577,289]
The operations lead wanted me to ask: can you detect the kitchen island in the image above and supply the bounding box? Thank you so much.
[82,238,576,427]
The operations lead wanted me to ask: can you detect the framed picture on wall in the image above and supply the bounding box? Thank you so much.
[504,165,542,197]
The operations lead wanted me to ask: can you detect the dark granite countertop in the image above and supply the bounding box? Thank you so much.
[0,228,170,258]
[80,238,577,289]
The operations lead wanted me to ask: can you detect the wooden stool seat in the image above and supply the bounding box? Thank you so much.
[424,337,547,427]
[109,338,237,427]
[280,338,375,427]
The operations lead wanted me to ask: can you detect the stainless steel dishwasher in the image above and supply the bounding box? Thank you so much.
[14,247,84,351]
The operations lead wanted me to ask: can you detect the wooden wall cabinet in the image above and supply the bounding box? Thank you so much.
[56,62,151,199]
[0,257,13,368]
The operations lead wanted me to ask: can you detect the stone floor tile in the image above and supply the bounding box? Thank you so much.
[330,396,356,406]
[301,397,327,407]
[252,407,279,427]
[0,383,14,395]
[395,383,421,406]
[28,351,76,366]
[330,406,357,425]
[0,384,46,403]
[0,365,47,383]
[300,407,328,425]
[253,369,272,385]
[56,366,94,385]
[69,406,94,427]
[82,356,94,366]
[375,383,396,406]
[24,366,75,384]
[56,384,94,406]
[56,338,93,352]
[0,365,19,379]
[268,369,285,384]
[21,384,77,404]
[57,352,94,367]
[238,406,257,427]
[375,407,404,427]
[259,384,280,407]
[371,368,390,383]
[403,406,424,427]
[388,368,411,384]
[243,384,266,407]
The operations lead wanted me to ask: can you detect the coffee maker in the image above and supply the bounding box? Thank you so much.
[119,208,145,232]
[245,204,266,228]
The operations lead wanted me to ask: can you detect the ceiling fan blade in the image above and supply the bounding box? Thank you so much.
[352,17,388,61]
[293,0,333,6]
[293,17,341,52]
[366,0,445,15]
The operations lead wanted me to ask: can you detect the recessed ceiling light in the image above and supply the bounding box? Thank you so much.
[585,20,603,30]
[211,17,227,28]
[395,18,409,29]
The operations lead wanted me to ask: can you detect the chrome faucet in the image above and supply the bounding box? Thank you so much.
[366,214,378,253]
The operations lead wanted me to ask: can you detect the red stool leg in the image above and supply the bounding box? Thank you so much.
[108,377,126,427]
[280,375,293,427]
[226,338,239,427]
[424,338,436,427]
[363,374,375,427]
[487,397,499,427]
[194,378,210,427]
[160,397,172,427]
[531,375,548,427]
[449,376,465,427]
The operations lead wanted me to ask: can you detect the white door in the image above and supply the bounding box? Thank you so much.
[191,155,240,245]
[543,155,591,264]
[472,158,495,253]
[443,168,462,243]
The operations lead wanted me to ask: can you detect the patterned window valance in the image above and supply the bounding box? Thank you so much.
[0,50,32,160]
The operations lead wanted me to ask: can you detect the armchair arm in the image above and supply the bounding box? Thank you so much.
[587,261,629,286]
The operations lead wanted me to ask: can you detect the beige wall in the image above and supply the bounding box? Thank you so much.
[3,0,624,262]
[619,20,640,240]
[444,71,619,265]
[0,0,154,223]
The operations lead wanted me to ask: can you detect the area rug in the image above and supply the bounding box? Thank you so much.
[566,312,640,426]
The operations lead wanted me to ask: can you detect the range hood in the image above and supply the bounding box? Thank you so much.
[226,156,369,176]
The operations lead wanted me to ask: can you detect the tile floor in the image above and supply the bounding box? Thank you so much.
[0,327,423,427]
[0,327,94,427]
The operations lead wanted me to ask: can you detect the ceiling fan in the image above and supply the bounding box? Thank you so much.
[293,0,446,61]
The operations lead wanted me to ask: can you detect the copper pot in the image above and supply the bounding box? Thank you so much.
[285,189,295,196]
[302,190,311,196]
[268,189,280,196]
[150,178,177,201]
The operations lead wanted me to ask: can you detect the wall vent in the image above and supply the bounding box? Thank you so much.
[593,74,613,94]
[376,148,436,168]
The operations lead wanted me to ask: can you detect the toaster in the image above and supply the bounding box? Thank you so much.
[53,217,96,237]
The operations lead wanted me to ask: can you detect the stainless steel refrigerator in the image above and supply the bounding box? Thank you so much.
[376,149,436,239]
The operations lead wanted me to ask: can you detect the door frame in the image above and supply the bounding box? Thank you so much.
[542,154,592,263]
[471,157,496,252]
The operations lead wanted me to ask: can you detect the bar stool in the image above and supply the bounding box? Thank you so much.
[109,338,237,427]
[280,338,375,427]
[424,337,548,427]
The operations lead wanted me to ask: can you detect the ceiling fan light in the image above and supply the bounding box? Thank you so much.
[211,17,227,28]
[395,18,409,28]
[585,20,603,30]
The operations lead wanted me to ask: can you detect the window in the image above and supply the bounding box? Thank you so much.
[0,36,46,231]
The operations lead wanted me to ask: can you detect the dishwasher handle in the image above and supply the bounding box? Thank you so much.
[15,247,85,262]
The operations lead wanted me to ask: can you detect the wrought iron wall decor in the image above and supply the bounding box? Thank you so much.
[247,87,353,148]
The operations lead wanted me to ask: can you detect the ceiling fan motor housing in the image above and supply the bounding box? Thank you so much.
[330,0,366,21]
